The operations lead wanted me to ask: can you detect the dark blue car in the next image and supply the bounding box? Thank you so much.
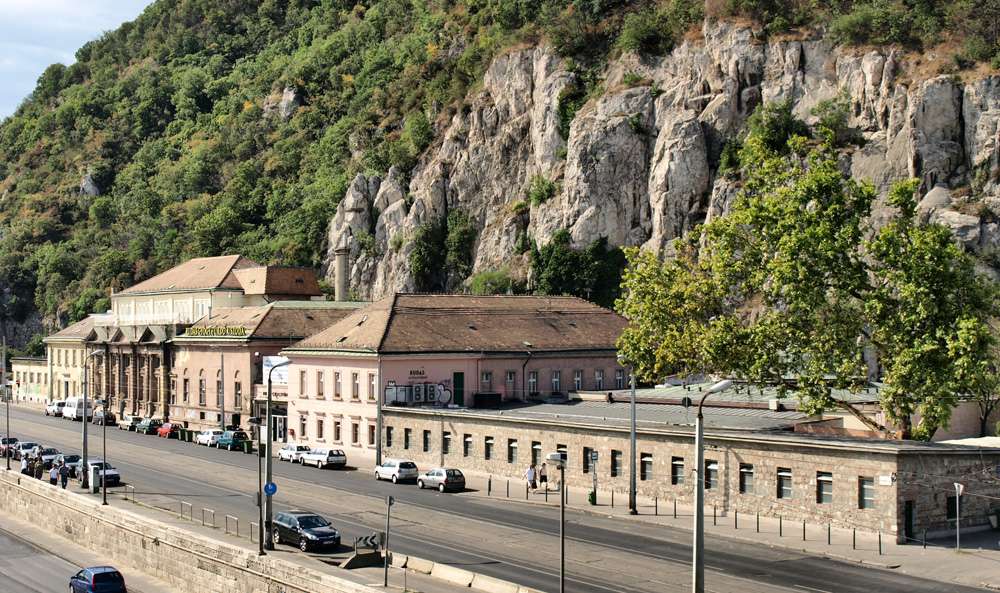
[69,566,127,593]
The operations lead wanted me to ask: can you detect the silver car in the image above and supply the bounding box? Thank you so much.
[277,444,311,462]
[374,459,418,483]
[417,468,466,492]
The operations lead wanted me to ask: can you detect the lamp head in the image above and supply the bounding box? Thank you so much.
[546,451,566,468]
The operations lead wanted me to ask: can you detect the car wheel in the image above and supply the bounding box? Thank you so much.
[391,474,398,484]
[272,529,281,546]
[439,483,446,493]
[417,480,424,489]
[228,444,233,451]
[299,538,309,552]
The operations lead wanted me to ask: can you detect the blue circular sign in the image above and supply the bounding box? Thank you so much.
[264,482,277,496]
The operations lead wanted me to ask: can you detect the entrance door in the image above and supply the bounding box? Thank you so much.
[273,416,287,443]
[904,500,915,542]
[453,372,465,407]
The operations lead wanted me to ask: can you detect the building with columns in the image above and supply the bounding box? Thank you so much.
[83,255,325,420]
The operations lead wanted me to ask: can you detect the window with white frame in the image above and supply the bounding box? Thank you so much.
[481,371,493,392]
[528,371,538,393]
[551,370,561,393]
[299,416,307,438]
[351,372,360,400]
[368,373,376,400]
[334,371,341,398]
[595,369,605,390]
[299,370,307,397]
[505,371,515,392]
[615,369,625,389]
[316,371,324,397]
[573,370,582,390]
[316,417,325,440]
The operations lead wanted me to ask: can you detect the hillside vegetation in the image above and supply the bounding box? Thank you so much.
[1,0,998,338]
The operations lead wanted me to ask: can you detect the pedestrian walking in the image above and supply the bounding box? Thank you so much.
[48,465,58,486]
[33,461,43,480]
[19,456,28,475]
[524,464,537,491]
[539,463,548,489]
[59,463,70,489]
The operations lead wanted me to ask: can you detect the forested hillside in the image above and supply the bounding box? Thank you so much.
[2,0,1000,349]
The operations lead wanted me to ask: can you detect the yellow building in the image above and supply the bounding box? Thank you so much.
[43,316,95,401]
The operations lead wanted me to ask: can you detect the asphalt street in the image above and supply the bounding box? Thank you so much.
[0,526,80,593]
[2,406,988,593]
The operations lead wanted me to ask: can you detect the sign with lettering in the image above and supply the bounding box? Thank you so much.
[408,368,426,378]
[185,326,248,337]
[263,356,289,385]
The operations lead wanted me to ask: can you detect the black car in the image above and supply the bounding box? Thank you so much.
[272,510,340,552]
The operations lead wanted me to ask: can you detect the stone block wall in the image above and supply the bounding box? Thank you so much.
[0,470,378,593]
[897,453,1000,537]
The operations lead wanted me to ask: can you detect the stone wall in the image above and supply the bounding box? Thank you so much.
[383,409,1000,541]
[0,470,378,593]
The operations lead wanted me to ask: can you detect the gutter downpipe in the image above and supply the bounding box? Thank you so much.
[521,351,532,402]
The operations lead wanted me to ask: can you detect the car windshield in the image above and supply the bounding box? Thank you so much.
[400,462,417,469]
[297,515,330,529]
[92,572,123,583]
[91,462,114,470]
[446,469,464,477]
[21,443,37,449]
[41,449,59,455]
[63,455,80,462]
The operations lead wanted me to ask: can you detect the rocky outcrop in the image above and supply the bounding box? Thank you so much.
[79,173,100,196]
[263,86,301,120]
[325,21,1000,299]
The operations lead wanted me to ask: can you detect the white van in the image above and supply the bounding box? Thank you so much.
[63,397,94,422]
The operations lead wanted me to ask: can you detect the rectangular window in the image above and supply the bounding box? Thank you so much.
[739,464,755,494]
[485,437,494,460]
[507,439,518,464]
[615,369,625,389]
[316,418,325,440]
[481,371,493,392]
[351,373,360,400]
[351,422,359,444]
[505,371,515,393]
[610,450,622,477]
[385,426,393,448]
[463,434,472,457]
[583,447,593,473]
[777,468,793,499]
[334,421,342,442]
[316,371,324,397]
[233,381,242,409]
[947,495,961,520]
[368,373,376,401]
[403,428,411,450]
[183,378,190,403]
[299,370,307,397]
[334,371,342,399]
[528,371,538,393]
[640,453,653,481]
[705,460,719,490]
[442,431,451,454]
[551,370,561,393]
[368,424,376,446]
[199,378,206,406]
[217,374,224,406]
[299,416,307,438]
[531,441,542,466]
[858,477,875,509]
[671,457,685,485]
[573,370,583,390]
[595,369,605,390]
[423,430,431,452]
[816,472,833,504]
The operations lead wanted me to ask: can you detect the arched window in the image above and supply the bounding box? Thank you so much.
[216,370,223,407]
[233,371,243,411]
[198,370,206,406]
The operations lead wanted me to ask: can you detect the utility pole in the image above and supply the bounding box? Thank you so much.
[219,352,226,431]
[954,482,964,551]
[101,351,108,505]
[692,379,733,593]
[81,351,91,490]
[383,495,394,586]
[2,336,8,471]
[629,369,637,515]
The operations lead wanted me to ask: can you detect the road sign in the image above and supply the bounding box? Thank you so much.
[590,450,599,462]
[387,495,395,507]
[264,482,277,496]
[355,532,381,550]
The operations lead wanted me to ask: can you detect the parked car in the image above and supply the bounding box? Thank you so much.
[92,409,116,426]
[374,459,419,483]
[44,400,66,416]
[12,441,38,460]
[216,430,250,450]
[63,397,94,421]
[277,444,311,462]
[37,447,61,469]
[272,510,340,552]
[417,468,466,492]
[116,414,140,431]
[299,448,346,469]
[156,423,181,438]
[0,437,17,457]
[55,454,82,477]
[195,429,224,446]
[76,459,120,487]
[135,418,162,435]
[69,566,127,593]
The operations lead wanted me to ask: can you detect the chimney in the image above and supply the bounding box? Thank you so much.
[334,246,350,302]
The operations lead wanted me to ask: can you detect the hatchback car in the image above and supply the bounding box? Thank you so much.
[374,459,419,483]
[299,448,346,469]
[417,468,466,492]
[216,430,249,450]
[44,400,66,416]
[12,441,38,460]
[69,566,127,593]
[135,418,162,435]
[116,415,139,431]
[92,409,116,426]
[272,510,340,552]
[0,437,17,457]
[78,459,120,487]
[277,444,311,462]
[196,429,224,446]
[156,423,181,438]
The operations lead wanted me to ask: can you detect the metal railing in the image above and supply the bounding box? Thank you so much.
[180,501,193,521]
[201,508,215,528]
[225,514,239,536]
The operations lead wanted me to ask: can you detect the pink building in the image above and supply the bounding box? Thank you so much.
[282,294,627,459]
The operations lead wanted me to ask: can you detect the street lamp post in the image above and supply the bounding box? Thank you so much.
[547,451,567,593]
[99,351,110,505]
[264,359,290,550]
[616,355,638,516]
[692,379,733,593]
[2,336,8,472]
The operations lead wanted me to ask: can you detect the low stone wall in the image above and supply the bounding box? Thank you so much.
[0,470,379,593]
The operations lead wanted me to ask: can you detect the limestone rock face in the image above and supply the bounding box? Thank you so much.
[263,86,301,120]
[324,22,1000,299]
[79,173,100,196]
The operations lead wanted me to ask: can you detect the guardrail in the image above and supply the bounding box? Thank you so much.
[249,522,258,543]
[123,485,135,502]
[225,514,239,536]
[180,501,193,521]
[201,508,215,528]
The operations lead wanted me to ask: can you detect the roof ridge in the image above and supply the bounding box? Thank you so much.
[376,293,399,354]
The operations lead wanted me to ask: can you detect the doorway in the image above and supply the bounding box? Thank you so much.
[453,372,465,406]
[904,500,915,542]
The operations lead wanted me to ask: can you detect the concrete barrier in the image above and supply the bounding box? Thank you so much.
[389,553,408,568]
[0,470,379,593]
[471,573,521,593]
[406,555,435,574]
[430,562,476,587]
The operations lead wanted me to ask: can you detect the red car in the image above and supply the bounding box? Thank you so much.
[156,423,180,438]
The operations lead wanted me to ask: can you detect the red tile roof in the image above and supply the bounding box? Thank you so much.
[118,255,259,295]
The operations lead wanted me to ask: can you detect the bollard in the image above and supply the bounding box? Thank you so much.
[507,479,510,498]
[878,531,882,555]
[713,505,717,526]
[545,482,549,502]
[526,482,529,500]
[488,476,492,497]
[802,520,806,541]
[779,515,783,537]
[734,510,738,530]
[756,512,760,533]
[673,499,677,519]
[923,529,927,549]
[853,528,856,550]
[611,490,614,508]
[827,523,831,545]
[654,497,658,516]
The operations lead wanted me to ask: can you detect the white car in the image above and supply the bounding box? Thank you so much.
[299,448,347,469]
[374,459,418,483]
[77,459,121,486]
[277,444,311,462]
[44,400,66,416]
[195,429,224,446]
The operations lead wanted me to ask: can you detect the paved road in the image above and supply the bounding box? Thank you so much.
[0,526,78,593]
[3,407,988,593]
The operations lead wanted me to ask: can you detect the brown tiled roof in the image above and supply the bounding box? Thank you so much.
[234,266,322,297]
[44,316,96,342]
[289,294,625,354]
[118,255,259,295]
[177,301,364,341]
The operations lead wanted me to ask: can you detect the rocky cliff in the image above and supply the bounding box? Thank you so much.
[326,21,1000,298]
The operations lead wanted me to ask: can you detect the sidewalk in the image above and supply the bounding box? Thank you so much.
[451,468,1000,591]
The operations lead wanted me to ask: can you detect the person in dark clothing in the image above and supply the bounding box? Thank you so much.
[58,463,70,489]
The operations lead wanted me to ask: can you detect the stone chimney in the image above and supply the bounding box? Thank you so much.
[334,246,350,302]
